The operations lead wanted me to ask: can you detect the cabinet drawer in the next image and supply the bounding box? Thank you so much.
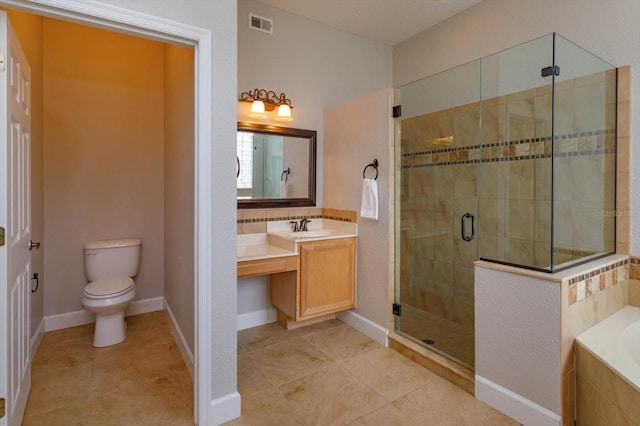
[237,255,298,278]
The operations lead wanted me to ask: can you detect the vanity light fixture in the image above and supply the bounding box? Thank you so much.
[240,88,294,121]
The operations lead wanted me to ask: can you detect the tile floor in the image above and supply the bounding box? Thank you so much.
[23,311,194,425]
[229,319,518,425]
[25,313,517,425]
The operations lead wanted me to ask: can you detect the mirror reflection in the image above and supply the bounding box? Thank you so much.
[237,122,316,208]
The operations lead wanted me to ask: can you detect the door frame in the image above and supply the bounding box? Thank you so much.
[0,0,221,424]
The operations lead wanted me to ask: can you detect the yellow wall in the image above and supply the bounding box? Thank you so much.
[42,18,166,315]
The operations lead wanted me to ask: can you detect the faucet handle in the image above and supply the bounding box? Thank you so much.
[289,220,299,232]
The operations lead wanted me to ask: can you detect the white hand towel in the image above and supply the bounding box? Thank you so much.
[280,179,287,198]
[360,178,378,220]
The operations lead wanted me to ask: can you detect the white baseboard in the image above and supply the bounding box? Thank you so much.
[237,307,276,331]
[475,375,562,426]
[125,297,164,316]
[44,297,164,332]
[164,298,195,378]
[30,318,45,360]
[336,310,388,346]
[211,391,241,425]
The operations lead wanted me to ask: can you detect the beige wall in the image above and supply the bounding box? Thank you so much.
[324,88,394,328]
[6,9,44,336]
[238,0,393,208]
[43,19,165,316]
[164,44,195,352]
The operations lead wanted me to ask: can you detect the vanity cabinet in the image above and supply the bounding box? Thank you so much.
[298,237,356,319]
[270,237,356,328]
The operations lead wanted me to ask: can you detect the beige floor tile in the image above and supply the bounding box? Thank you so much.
[25,311,194,425]
[306,324,382,362]
[237,322,299,352]
[40,323,95,346]
[86,393,164,426]
[32,337,95,374]
[280,365,386,425]
[348,403,419,426]
[87,373,192,426]
[22,401,88,426]
[391,378,518,425]
[341,347,434,401]
[94,321,174,359]
[91,344,175,393]
[223,388,306,426]
[25,362,93,416]
[249,339,334,386]
[238,352,274,396]
[290,318,343,338]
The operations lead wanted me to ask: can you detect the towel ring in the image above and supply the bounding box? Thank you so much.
[281,168,290,182]
[362,159,379,180]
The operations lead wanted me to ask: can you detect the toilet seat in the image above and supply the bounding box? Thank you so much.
[84,277,134,300]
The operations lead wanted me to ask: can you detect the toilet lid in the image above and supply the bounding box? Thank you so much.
[84,277,134,299]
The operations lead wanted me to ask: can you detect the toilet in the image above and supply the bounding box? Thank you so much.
[82,238,141,347]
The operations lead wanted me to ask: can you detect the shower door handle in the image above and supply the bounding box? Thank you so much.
[461,213,475,242]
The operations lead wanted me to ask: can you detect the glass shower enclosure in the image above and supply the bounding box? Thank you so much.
[394,33,617,369]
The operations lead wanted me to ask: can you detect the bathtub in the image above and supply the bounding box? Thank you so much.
[576,305,640,391]
[575,306,640,424]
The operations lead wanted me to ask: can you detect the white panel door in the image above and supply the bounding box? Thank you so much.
[0,10,32,426]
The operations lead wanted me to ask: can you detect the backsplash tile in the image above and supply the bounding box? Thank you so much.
[237,208,356,234]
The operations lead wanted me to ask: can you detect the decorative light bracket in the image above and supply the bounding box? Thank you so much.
[239,89,294,121]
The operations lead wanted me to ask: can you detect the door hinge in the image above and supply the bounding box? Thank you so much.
[392,105,402,118]
[0,397,5,418]
[0,226,5,246]
[392,303,402,316]
[541,65,560,77]
[0,52,5,73]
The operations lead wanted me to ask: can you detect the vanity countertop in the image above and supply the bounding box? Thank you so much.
[237,233,296,262]
[237,219,357,262]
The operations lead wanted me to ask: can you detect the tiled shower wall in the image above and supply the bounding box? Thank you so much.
[399,68,617,328]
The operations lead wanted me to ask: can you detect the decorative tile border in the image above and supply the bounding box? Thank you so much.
[568,258,631,305]
[402,130,615,169]
[237,208,357,225]
[630,257,640,280]
[237,213,324,225]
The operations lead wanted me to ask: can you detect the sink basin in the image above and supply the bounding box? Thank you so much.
[289,230,335,239]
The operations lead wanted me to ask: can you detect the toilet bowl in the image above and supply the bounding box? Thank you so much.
[82,277,136,347]
[82,238,142,347]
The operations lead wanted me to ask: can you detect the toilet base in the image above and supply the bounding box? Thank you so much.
[93,310,127,347]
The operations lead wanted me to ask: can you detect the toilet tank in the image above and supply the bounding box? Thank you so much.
[84,238,142,281]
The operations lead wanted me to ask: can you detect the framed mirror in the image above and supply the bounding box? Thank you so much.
[237,122,317,209]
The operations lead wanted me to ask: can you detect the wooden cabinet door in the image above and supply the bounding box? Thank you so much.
[298,237,355,319]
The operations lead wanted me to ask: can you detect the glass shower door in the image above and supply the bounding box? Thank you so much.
[395,60,481,369]
[395,33,617,370]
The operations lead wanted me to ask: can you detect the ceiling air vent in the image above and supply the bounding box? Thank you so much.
[249,13,273,34]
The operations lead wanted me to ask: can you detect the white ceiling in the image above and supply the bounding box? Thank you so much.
[255,0,482,46]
